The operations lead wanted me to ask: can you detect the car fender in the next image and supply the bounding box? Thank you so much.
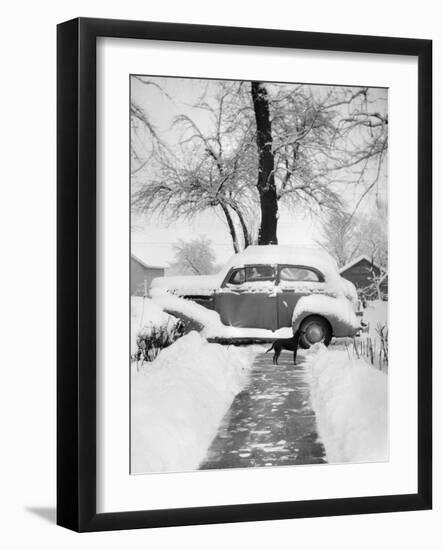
[292,294,361,338]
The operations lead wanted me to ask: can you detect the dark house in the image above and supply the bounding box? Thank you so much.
[339,255,388,300]
[131,255,165,296]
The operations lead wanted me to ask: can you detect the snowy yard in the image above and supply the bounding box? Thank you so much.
[130,295,388,473]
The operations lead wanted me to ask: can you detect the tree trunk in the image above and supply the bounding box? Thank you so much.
[229,201,251,248]
[219,201,240,253]
[251,81,278,245]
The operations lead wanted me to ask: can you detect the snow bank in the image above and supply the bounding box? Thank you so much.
[305,344,388,464]
[292,294,361,333]
[131,296,178,355]
[151,288,292,339]
[131,332,261,473]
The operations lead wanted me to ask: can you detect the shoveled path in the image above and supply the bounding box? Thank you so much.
[199,349,326,470]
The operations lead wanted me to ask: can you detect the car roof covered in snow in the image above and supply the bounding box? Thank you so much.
[226,245,339,274]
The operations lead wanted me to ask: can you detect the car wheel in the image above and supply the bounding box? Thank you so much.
[298,315,332,349]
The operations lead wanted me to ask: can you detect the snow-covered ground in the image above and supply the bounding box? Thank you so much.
[130,295,388,472]
[305,343,388,464]
[131,332,262,474]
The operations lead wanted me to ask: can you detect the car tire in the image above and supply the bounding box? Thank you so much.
[298,315,332,349]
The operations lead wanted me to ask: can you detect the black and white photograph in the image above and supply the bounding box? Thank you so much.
[130,75,389,474]
[0,0,437,543]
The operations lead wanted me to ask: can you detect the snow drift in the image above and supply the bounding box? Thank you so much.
[131,331,261,474]
[305,343,388,464]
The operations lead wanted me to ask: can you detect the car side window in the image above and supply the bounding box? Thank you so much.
[279,266,322,282]
[228,268,246,285]
[245,265,276,282]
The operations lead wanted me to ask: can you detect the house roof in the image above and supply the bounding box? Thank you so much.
[131,254,165,271]
[339,255,383,275]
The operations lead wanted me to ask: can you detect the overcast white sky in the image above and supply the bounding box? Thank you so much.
[131,207,321,267]
[131,76,387,268]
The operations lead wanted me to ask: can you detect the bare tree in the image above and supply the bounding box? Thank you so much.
[132,79,388,252]
[358,213,388,300]
[130,78,172,175]
[317,210,362,267]
[319,208,388,268]
[362,264,388,301]
[248,83,387,243]
[270,85,387,218]
[133,81,256,253]
[168,236,217,276]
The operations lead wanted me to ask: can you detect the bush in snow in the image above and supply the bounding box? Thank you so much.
[375,323,388,361]
[131,296,184,361]
[135,320,185,363]
[355,300,388,369]
[351,323,388,370]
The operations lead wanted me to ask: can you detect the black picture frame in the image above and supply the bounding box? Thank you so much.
[57,17,432,532]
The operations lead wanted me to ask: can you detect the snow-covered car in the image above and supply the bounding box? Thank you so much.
[151,245,362,347]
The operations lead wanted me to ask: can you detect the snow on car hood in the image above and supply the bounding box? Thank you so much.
[150,274,221,296]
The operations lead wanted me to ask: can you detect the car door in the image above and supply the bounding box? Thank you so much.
[277,265,325,328]
[214,264,278,330]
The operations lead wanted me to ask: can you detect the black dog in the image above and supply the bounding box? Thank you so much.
[265,330,302,365]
